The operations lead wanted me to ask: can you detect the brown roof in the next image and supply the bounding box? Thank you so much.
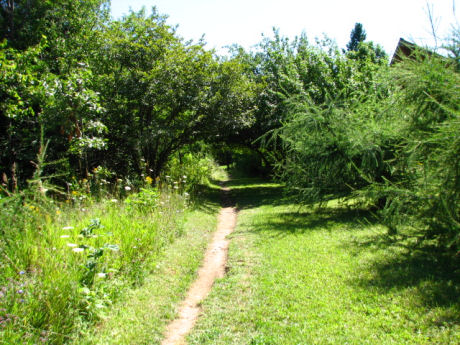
[390,38,440,65]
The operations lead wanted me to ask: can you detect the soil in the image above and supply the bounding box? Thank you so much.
[160,187,237,345]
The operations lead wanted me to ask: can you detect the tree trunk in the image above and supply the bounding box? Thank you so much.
[6,0,15,42]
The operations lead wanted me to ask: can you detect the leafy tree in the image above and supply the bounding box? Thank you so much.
[0,1,109,190]
[346,22,366,51]
[93,9,256,177]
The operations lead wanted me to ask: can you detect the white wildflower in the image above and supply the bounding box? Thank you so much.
[66,243,77,247]
[60,235,70,239]
[124,186,131,191]
[72,248,84,253]
[62,226,74,230]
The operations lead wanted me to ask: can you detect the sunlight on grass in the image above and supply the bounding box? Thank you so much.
[188,178,460,345]
[72,183,222,344]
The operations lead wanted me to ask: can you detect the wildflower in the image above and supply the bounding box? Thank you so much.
[60,235,70,239]
[124,186,131,191]
[17,289,24,294]
[183,175,187,179]
[72,248,84,253]
[71,191,78,196]
[145,176,153,185]
[174,186,179,189]
[110,199,118,203]
[66,243,77,247]
[97,273,106,278]
[82,178,88,183]
[19,271,25,275]
[184,192,189,197]
[56,209,61,215]
[165,175,170,179]
[62,226,74,230]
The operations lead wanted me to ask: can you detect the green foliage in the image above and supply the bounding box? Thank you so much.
[266,28,459,255]
[370,53,460,251]
[124,187,160,213]
[164,148,221,192]
[1,5,256,190]
[0,184,188,344]
[346,22,367,51]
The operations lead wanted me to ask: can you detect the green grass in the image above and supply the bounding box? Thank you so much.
[188,178,460,344]
[73,186,222,344]
[0,180,220,344]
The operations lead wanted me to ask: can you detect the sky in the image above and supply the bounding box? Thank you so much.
[110,0,459,56]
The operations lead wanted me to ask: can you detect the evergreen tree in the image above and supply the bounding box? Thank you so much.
[346,22,367,51]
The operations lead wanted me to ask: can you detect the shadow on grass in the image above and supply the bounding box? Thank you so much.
[225,177,290,210]
[246,207,380,239]
[196,176,460,326]
[353,240,460,311]
[225,177,460,326]
[189,182,223,214]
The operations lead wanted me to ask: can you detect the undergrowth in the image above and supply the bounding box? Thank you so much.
[0,148,223,344]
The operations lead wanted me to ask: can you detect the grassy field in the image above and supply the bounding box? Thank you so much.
[188,178,460,344]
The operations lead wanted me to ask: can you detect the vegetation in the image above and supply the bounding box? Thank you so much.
[0,0,459,343]
[188,178,459,344]
[74,177,224,344]
[264,31,459,255]
[346,22,367,51]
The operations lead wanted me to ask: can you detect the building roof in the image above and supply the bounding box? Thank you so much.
[390,37,440,65]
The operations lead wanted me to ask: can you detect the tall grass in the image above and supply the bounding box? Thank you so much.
[0,149,221,344]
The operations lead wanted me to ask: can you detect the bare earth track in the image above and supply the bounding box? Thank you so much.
[161,186,237,345]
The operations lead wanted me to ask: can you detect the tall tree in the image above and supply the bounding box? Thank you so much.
[346,22,367,51]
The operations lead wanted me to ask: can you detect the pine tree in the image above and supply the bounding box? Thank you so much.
[346,22,367,51]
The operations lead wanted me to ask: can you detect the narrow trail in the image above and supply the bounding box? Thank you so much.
[161,186,237,345]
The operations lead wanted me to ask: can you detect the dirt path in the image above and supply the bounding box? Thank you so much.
[161,187,237,345]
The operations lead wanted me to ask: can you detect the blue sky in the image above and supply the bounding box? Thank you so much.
[110,0,459,56]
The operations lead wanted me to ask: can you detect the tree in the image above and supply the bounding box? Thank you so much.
[346,22,366,51]
[93,9,256,178]
[0,1,109,190]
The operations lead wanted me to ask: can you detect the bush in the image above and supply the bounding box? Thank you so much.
[164,150,220,192]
